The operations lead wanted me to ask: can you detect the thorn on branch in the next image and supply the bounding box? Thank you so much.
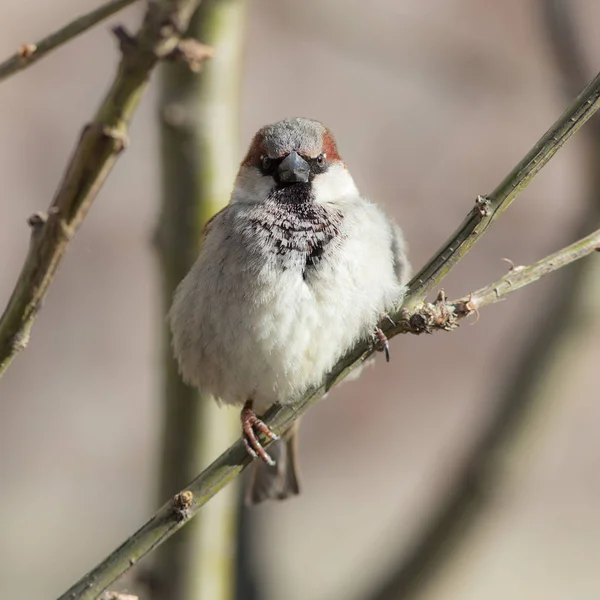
[167,39,214,73]
[173,490,193,521]
[501,257,515,271]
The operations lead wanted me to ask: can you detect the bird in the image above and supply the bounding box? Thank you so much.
[168,117,411,503]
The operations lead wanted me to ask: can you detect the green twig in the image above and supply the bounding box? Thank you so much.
[54,227,599,600]
[395,227,600,337]
[364,5,600,597]
[405,69,600,308]
[53,68,600,600]
[0,0,207,379]
[0,0,139,83]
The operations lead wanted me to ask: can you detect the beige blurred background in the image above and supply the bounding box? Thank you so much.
[1,1,600,599]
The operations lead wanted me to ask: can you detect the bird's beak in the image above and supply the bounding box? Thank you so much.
[278,151,310,183]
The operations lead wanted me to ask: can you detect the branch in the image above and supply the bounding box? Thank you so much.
[0,0,209,379]
[363,6,600,599]
[540,0,600,137]
[150,1,246,598]
[395,227,600,337]
[405,69,600,308]
[0,0,139,83]
[54,68,600,600]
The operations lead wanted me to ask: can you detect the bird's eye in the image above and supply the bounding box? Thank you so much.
[316,153,326,167]
[260,155,272,172]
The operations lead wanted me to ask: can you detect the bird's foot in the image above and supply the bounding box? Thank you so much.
[241,401,279,466]
[373,314,395,363]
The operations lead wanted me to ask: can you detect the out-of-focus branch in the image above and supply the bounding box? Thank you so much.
[540,0,600,138]
[151,1,246,600]
[0,0,139,83]
[0,0,208,379]
[363,4,600,599]
[52,61,600,596]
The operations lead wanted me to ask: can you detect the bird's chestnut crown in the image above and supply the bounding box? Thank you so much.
[242,118,342,185]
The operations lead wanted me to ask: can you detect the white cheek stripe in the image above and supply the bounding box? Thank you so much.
[231,162,357,205]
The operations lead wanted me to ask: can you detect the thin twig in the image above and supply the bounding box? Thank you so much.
[405,69,600,308]
[364,5,600,598]
[0,0,209,379]
[54,67,600,599]
[540,0,600,137]
[0,0,139,83]
[397,227,600,336]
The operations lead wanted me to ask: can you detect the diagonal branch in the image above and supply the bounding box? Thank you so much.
[396,227,600,336]
[0,0,140,83]
[54,69,600,600]
[364,6,600,597]
[0,0,209,379]
[405,69,600,308]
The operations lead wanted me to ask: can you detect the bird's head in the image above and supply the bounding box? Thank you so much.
[233,117,358,205]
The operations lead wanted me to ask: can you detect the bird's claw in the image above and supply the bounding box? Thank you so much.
[241,401,279,466]
[374,314,394,362]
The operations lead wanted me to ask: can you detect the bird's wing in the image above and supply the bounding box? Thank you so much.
[198,205,230,251]
[388,219,412,286]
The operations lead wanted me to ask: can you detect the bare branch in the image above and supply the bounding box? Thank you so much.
[0,0,209,378]
[362,4,600,598]
[0,0,139,83]
[405,69,600,308]
[396,227,600,336]
[54,68,600,600]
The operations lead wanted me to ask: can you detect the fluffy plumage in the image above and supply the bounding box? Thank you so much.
[169,117,410,501]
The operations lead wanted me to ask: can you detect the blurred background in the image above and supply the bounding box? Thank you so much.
[1,1,600,599]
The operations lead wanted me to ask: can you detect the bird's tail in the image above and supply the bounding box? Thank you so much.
[246,420,301,504]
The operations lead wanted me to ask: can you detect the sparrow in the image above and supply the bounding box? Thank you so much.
[169,117,411,503]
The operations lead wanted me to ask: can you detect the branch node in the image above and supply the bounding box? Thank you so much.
[17,43,37,61]
[11,326,30,353]
[475,194,491,216]
[173,490,193,521]
[101,126,129,153]
[161,102,188,128]
[112,25,137,55]
[399,291,459,334]
[167,39,213,72]
[27,211,47,232]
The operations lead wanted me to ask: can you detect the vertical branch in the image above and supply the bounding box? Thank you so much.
[0,0,202,379]
[152,1,247,599]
